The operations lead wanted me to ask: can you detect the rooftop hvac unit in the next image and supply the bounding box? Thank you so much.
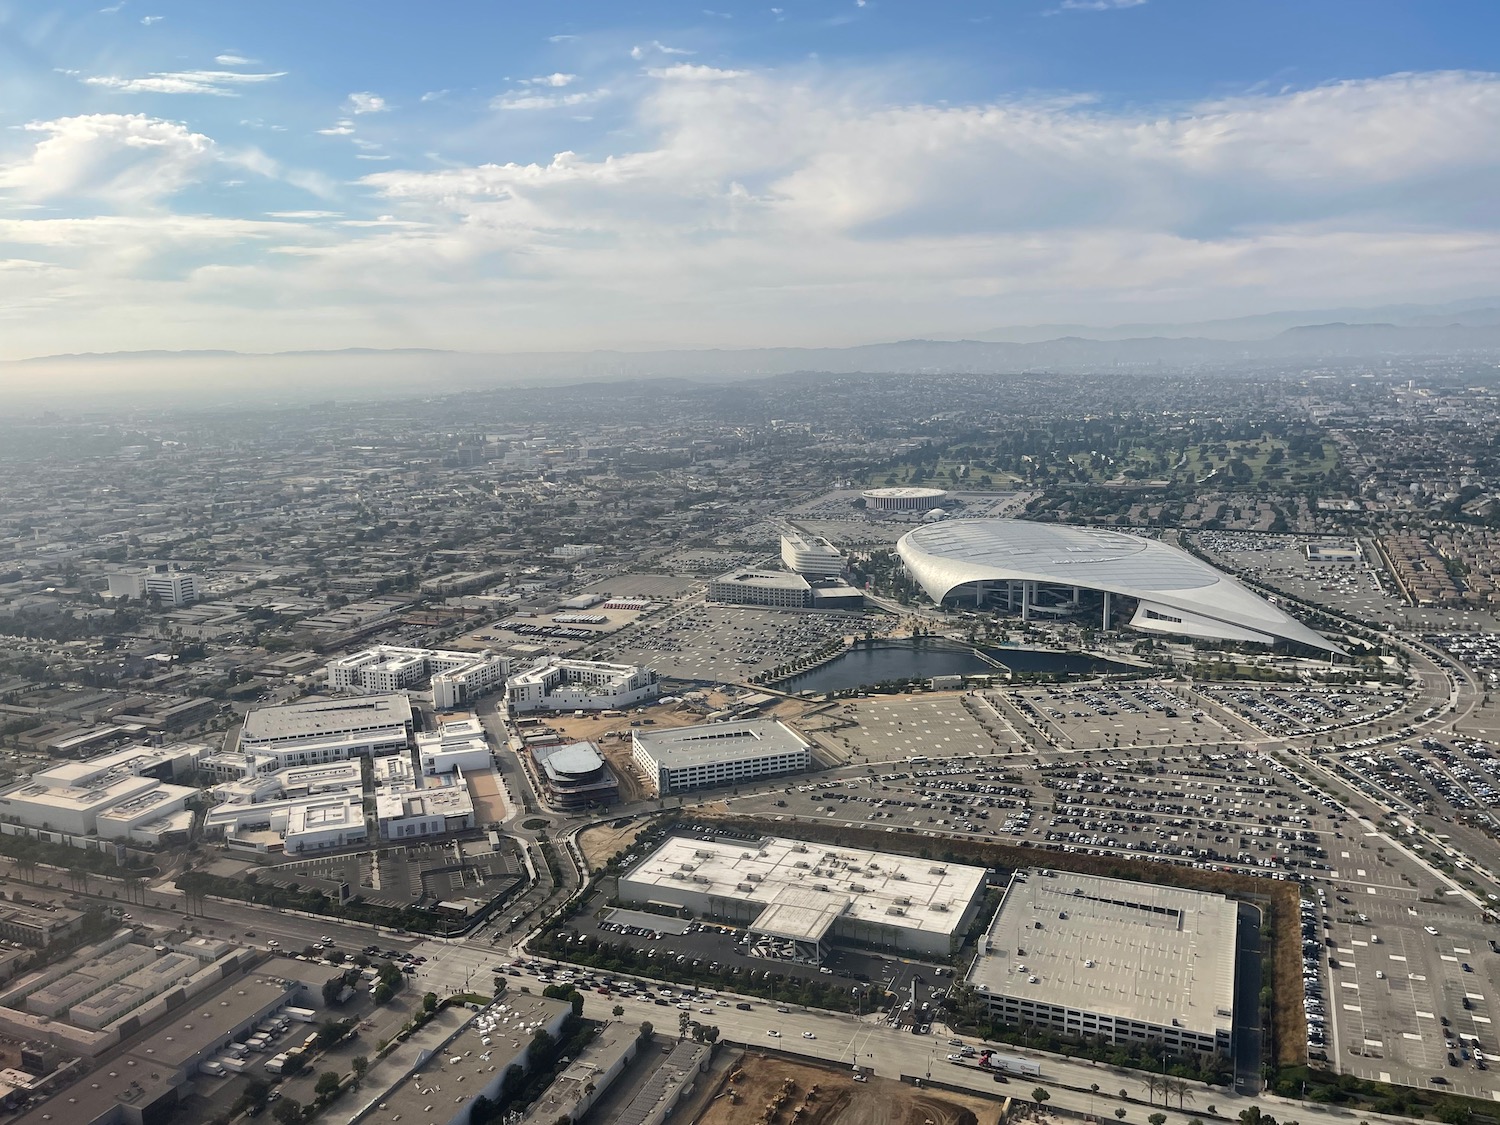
[814,884,829,892]
[849,884,869,894]
[793,861,810,869]
[886,906,905,916]
[679,863,696,872]
[932,903,949,912]
[691,875,710,884]
[694,850,713,859]
[900,897,912,906]
[929,867,947,875]
[894,873,907,880]
[670,872,685,880]
[736,883,754,893]
[792,844,808,853]
[747,873,763,882]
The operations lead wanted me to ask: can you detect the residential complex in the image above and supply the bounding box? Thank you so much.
[326,645,511,710]
[618,833,989,959]
[967,869,1238,1057]
[630,718,812,795]
[505,658,658,714]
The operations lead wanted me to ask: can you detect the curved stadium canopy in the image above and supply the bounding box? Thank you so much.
[896,519,1340,653]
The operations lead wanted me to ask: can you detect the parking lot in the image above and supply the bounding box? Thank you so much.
[1311,846,1500,1098]
[1197,684,1406,740]
[804,694,1016,763]
[1008,682,1239,750]
[596,602,886,682]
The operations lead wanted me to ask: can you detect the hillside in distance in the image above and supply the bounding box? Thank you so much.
[4,303,1500,409]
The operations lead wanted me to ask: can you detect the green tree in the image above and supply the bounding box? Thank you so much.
[612,1004,624,1017]
[423,992,439,1013]
[315,1072,341,1099]
[351,1056,368,1081]
[1115,1111,1127,1122]
[272,1099,303,1125]
[1150,1115,1167,1125]
[1032,1088,1050,1107]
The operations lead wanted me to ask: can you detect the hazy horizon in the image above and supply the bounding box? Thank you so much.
[2,0,1500,379]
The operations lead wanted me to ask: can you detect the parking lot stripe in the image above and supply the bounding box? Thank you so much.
[1403,1032,1423,1040]
[1417,1011,1435,1018]
[1442,955,1460,962]
[1344,1004,1363,1012]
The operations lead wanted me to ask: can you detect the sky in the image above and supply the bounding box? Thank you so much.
[1,0,1499,360]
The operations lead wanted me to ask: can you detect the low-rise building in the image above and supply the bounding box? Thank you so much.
[238,694,413,767]
[618,833,987,960]
[965,869,1237,1058]
[631,719,812,795]
[0,903,85,949]
[706,568,812,608]
[326,646,511,710]
[781,532,845,577]
[375,774,475,840]
[506,659,658,714]
[530,741,618,809]
[416,714,492,775]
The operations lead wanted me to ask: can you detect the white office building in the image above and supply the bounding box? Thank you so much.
[0,744,204,843]
[106,567,201,606]
[416,715,492,775]
[780,533,845,578]
[327,646,511,710]
[238,694,413,767]
[506,659,658,714]
[631,719,812,795]
[203,791,367,854]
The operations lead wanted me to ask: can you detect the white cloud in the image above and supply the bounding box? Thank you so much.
[7,67,1500,358]
[1047,0,1146,11]
[491,90,602,111]
[214,53,258,65]
[139,14,162,24]
[317,120,356,136]
[346,92,389,114]
[99,2,124,12]
[420,90,449,102]
[632,40,695,59]
[0,113,214,204]
[521,73,576,87]
[547,33,578,42]
[646,64,747,81]
[83,69,287,97]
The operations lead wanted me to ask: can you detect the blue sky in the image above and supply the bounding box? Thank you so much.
[1,0,1498,359]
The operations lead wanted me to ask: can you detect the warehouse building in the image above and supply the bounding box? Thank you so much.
[966,869,1238,1058]
[631,719,812,795]
[618,833,988,959]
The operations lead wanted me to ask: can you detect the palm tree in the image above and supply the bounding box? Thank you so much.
[1142,1074,1163,1105]
[1166,1077,1194,1110]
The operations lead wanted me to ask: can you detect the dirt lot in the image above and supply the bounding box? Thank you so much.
[466,769,510,824]
[693,1054,1002,1125]
[536,695,735,803]
[578,819,654,868]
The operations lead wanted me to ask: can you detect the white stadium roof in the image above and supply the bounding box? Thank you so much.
[897,519,1339,652]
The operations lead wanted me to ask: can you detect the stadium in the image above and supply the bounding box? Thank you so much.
[897,518,1339,652]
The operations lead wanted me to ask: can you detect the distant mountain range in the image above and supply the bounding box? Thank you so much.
[5,298,1500,408]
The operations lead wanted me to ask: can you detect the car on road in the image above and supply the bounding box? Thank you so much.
[802,1032,815,1039]
[1426,926,1440,935]
[767,1030,781,1037]
[946,1054,963,1061]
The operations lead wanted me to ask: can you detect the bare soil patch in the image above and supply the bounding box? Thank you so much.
[691,1054,1002,1125]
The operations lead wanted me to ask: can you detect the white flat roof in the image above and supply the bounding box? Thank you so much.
[621,834,987,940]
[967,869,1237,1040]
[632,719,809,770]
[242,694,412,742]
